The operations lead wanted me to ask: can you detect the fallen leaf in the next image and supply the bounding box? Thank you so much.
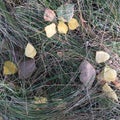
[25,43,37,59]
[97,66,117,83]
[68,18,79,30]
[45,23,57,38]
[79,60,96,89]
[56,4,74,22]
[18,59,36,79]
[104,66,117,82]
[102,83,118,101]
[44,8,56,22]
[3,61,18,75]
[57,21,68,34]
[34,97,47,104]
[95,51,110,63]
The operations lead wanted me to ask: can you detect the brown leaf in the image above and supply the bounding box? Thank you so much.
[44,8,56,22]
[18,59,36,79]
[79,60,96,89]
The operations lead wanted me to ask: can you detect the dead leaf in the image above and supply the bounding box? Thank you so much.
[96,51,110,63]
[57,21,68,34]
[68,18,79,30]
[104,66,117,82]
[44,8,56,22]
[25,43,37,59]
[97,66,117,83]
[56,4,74,22]
[18,59,36,79]
[79,60,96,89]
[102,83,118,101]
[45,23,57,38]
[34,97,47,104]
[3,61,18,75]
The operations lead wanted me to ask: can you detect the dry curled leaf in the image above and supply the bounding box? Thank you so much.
[18,59,36,79]
[79,60,96,89]
[44,8,56,22]
[25,43,37,59]
[57,21,68,34]
[96,51,110,63]
[68,18,79,30]
[3,61,18,75]
[102,83,118,102]
[45,23,57,38]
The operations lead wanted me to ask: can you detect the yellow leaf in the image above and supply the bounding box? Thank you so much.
[57,21,68,34]
[96,51,110,63]
[3,61,17,75]
[102,83,118,101]
[104,66,117,82]
[34,97,47,104]
[25,43,37,58]
[45,23,57,38]
[97,66,117,83]
[68,18,79,30]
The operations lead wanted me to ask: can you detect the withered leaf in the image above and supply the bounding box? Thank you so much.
[18,59,36,79]
[79,60,96,89]
[102,83,118,102]
[44,8,56,22]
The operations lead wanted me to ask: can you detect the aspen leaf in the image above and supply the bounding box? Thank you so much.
[68,18,79,30]
[95,51,110,63]
[97,66,117,83]
[56,4,74,22]
[18,59,36,79]
[25,43,37,58]
[44,8,56,22]
[57,21,68,34]
[104,66,117,82]
[3,61,17,75]
[45,23,57,38]
[102,83,118,101]
[34,97,47,104]
[79,60,96,89]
